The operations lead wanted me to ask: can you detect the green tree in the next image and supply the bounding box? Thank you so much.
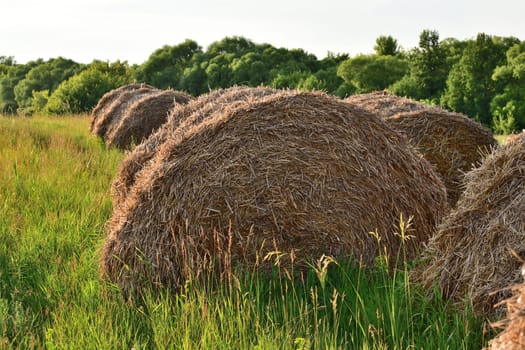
[206,36,255,57]
[0,56,16,77]
[204,53,235,89]
[180,61,208,96]
[135,39,202,89]
[230,52,269,86]
[390,30,448,101]
[490,42,525,130]
[0,71,16,113]
[270,71,311,89]
[263,46,319,80]
[0,56,15,66]
[14,57,82,115]
[337,54,408,93]
[493,36,521,53]
[45,61,133,115]
[311,68,346,95]
[440,38,468,70]
[374,35,399,56]
[297,74,324,91]
[316,53,353,96]
[30,89,50,114]
[0,59,42,114]
[414,29,448,97]
[441,33,508,125]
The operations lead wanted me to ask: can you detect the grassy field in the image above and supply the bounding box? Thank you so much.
[0,115,492,349]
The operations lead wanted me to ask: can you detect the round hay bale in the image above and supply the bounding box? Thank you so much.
[506,130,525,145]
[102,90,448,295]
[345,90,431,116]
[415,133,525,315]
[488,266,525,350]
[105,89,193,150]
[111,86,280,206]
[90,83,154,133]
[91,85,159,141]
[346,91,497,206]
[385,110,496,206]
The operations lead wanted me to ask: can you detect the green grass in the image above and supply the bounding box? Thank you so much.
[0,115,490,349]
[494,134,507,145]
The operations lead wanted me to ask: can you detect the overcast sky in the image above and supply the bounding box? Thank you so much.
[2,0,524,64]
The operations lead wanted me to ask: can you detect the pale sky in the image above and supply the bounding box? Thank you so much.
[2,0,524,64]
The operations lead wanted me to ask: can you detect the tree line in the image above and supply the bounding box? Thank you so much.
[1,31,524,133]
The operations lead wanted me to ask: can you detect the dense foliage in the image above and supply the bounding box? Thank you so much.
[44,61,133,115]
[13,57,82,115]
[1,31,523,132]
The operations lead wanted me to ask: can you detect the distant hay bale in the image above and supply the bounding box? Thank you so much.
[385,110,497,206]
[91,84,159,140]
[488,266,525,350]
[90,83,154,133]
[346,91,497,206]
[415,133,525,315]
[105,89,193,150]
[345,90,430,116]
[102,90,448,295]
[506,130,525,145]
[111,86,280,207]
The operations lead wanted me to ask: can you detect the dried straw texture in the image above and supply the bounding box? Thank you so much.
[345,90,431,117]
[416,133,525,315]
[102,90,448,294]
[506,131,525,145]
[488,267,525,350]
[91,85,159,140]
[346,91,496,206]
[105,90,193,150]
[111,86,279,207]
[90,83,154,133]
[385,110,496,206]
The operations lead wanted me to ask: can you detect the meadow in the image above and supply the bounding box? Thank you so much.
[0,115,491,349]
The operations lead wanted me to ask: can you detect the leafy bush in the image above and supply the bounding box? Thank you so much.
[337,54,408,93]
[44,61,133,115]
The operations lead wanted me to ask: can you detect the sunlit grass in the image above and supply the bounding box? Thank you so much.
[0,115,490,349]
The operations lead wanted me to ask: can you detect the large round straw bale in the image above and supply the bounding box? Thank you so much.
[102,90,448,294]
[346,91,497,206]
[111,86,280,206]
[90,83,154,133]
[488,266,525,350]
[91,85,159,140]
[105,89,193,150]
[416,133,525,315]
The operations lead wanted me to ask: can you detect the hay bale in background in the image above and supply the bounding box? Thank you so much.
[91,85,159,140]
[488,266,525,350]
[385,110,496,206]
[105,89,193,150]
[505,130,525,145]
[345,90,430,116]
[346,91,497,206]
[111,86,279,206]
[102,90,448,295]
[416,133,525,315]
[90,83,154,133]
